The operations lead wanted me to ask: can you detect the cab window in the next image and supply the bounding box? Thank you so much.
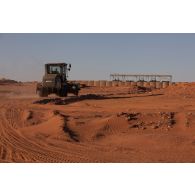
[48,66,61,74]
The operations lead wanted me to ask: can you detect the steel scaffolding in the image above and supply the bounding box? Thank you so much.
[110,74,172,82]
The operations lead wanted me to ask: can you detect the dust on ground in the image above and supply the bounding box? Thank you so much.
[1,82,195,162]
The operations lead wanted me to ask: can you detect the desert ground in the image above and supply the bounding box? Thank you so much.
[1,81,195,162]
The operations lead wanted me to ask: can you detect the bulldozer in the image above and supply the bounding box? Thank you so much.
[36,63,80,97]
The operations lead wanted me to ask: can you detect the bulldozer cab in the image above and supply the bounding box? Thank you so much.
[45,63,68,74]
[45,63,70,80]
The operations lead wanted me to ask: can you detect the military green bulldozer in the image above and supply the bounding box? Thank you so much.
[36,63,80,97]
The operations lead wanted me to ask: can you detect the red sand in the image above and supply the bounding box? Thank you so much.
[1,82,195,162]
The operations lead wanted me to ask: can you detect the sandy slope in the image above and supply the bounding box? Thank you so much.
[1,83,195,162]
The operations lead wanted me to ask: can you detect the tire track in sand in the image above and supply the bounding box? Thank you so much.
[0,102,107,162]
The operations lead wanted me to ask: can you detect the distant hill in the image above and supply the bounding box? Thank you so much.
[0,78,18,84]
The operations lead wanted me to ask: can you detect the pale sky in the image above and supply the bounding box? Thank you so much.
[0,33,195,82]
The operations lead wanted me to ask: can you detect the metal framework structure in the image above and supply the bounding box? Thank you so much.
[110,74,173,82]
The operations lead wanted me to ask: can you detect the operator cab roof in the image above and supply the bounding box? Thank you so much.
[45,63,68,66]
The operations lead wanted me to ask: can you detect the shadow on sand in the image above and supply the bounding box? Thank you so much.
[33,93,164,106]
[56,112,80,142]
